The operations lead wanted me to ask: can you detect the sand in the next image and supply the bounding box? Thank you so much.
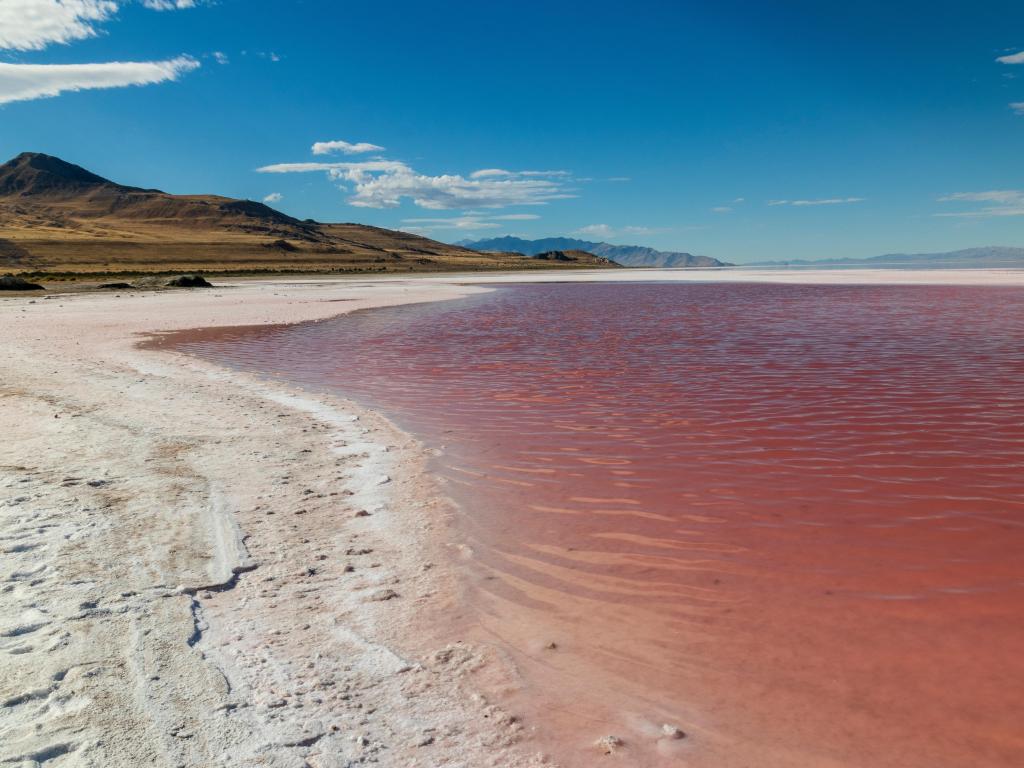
[3,267,1023,767]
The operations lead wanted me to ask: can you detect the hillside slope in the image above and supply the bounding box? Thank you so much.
[0,153,616,275]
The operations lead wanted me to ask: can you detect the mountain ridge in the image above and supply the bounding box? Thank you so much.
[459,235,730,268]
[749,246,1024,268]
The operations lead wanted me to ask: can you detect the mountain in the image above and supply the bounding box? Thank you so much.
[459,235,730,268]
[751,247,1024,268]
[0,153,617,276]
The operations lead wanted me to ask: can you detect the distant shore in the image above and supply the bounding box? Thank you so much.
[3,267,1024,767]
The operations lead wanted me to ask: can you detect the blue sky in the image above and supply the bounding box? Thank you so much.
[1,0,1023,263]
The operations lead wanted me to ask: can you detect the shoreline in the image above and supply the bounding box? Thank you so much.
[0,278,548,768]
[4,267,1024,767]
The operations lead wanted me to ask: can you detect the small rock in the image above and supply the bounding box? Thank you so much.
[166,275,213,288]
[369,588,399,602]
[661,724,686,740]
[594,735,624,754]
[353,509,371,518]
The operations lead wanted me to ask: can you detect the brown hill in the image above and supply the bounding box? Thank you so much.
[0,153,615,276]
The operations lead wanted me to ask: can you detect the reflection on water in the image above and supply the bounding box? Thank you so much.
[173,283,1024,767]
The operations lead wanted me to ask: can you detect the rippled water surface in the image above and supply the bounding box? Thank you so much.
[174,283,1024,767]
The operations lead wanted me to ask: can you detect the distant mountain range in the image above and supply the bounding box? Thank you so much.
[459,236,730,268]
[750,247,1024,268]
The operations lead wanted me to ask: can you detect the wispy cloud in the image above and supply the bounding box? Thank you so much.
[311,139,385,156]
[768,197,864,207]
[0,1,201,104]
[996,50,1024,64]
[935,190,1024,218]
[263,192,283,203]
[0,0,118,51]
[212,50,228,65]
[572,224,657,240]
[0,0,196,51]
[400,213,540,234]
[258,158,574,210]
[468,168,570,179]
[712,198,744,213]
[142,0,196,9]
[0,57,199,105]
[1011,102,1024,115]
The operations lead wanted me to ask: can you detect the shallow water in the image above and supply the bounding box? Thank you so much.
[173,282,1024,767]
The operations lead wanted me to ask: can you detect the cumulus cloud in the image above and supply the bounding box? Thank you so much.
[996,50,1024,64]
[768,197,864,207]
[0,56,199,105]
[212,50,228,65]
[311,140,385,156]
[257,159,574,210]
[935,190,1024,217]
[263,192,283,203]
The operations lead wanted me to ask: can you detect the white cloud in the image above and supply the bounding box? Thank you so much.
[212,50,228,65]
[768,197,864,207]
[712,206,733,213]
[607,176,631,182]
[996,50,1024,64]
[935,190,1024,218]
[263,192,283,203]
[257,159,574,210]
[0,0,195,51]
[0,56,199,105]
[1011,102,1024,115]
[311,139,385,156]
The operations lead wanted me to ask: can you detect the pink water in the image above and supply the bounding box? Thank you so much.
[172,282,1024,767]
